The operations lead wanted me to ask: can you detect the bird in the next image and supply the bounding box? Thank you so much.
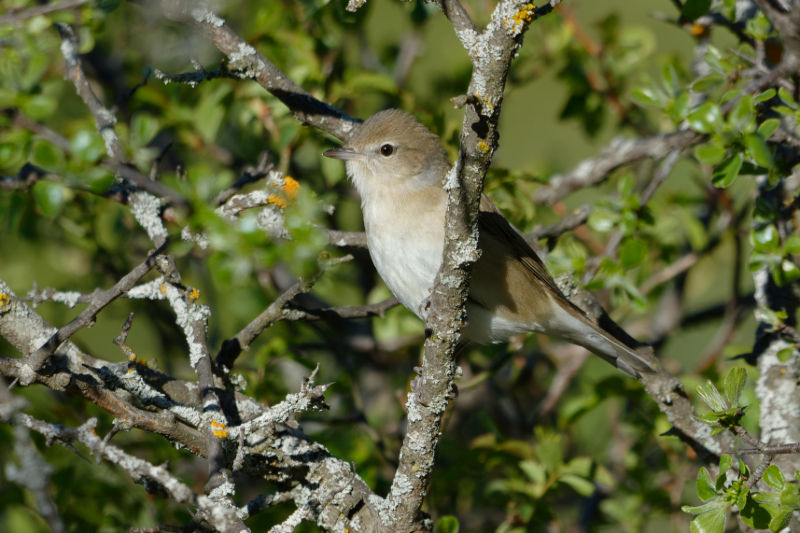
[323,109,656,378]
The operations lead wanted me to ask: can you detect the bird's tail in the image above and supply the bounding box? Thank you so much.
[547,296,658,378]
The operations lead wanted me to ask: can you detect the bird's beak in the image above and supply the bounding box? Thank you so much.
[323,146,360,160]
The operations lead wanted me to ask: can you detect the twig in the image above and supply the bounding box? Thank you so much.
[739,442,800,455]
[0,0,87,26]
[17,415,244,532]
[214,152,273,206]
[535,130,702,205]
[281,297,398,322]
[113,313,137,361]
[22,243,166,383]
[156,0,359,142]
[154,60,250,86]
[0,163,60,190]
[528,204,591,241]
[216,256,354,371]
[57,23,124,161]
[323,229,368,248]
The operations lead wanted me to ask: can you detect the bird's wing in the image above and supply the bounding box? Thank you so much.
[473,194,573,307]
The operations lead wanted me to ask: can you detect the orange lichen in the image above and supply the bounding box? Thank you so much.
[211,419,229,438]
[508,3,536,31]
[159,284,167,296]
[690,23,709,38]
[267,193,288,209]
[188,287,200,300]
[0,293,9,313]
[477,141,490,153]
[282,176,299,198]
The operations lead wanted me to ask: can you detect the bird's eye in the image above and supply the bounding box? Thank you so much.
[380,144,394,157]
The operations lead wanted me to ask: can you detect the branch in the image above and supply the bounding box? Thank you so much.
[384,1,561,530]
[0,280,388,530]
[21,243,165,384]
[0,0,87,26]
[322,229,368,248]
[281,297,398,322]
[216,255,353,372]
[16,415,246,532]
[155,0,358,141]
[0,377,65,533]
[534,130,702,205]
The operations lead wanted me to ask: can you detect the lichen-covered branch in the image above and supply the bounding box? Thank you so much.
[383,2,562,530]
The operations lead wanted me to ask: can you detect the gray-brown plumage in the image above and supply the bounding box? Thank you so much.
[324,109,655,377]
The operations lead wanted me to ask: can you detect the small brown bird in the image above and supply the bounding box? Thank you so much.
[324,109,655,377]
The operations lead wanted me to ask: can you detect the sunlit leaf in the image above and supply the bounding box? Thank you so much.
[711,153,743,188]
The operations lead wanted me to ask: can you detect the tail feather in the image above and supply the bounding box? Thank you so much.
[547,296,657,378]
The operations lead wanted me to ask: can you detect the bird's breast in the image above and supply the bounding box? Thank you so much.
[362,189,445,318]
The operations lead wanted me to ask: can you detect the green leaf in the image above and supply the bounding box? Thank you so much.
[588,208,619,232]
[754,88,776,104]
[745,11,772,40]
[740,459,751,479]
[682,499,727,515]
[730,96,756,134]
[697,381,727,412]
[682,0,712,21]
[690,506,727,533]
[631,86,666,108]
[744,134,773,168]
[519,460,547,486]
[778,87,798,109]
[752,225,780,252]
[785,235,800,255]
[763,465,785,491]
[780,484,800,506]
[22,93,58,121]
[697,467,718,501]
[670,91,691,121]
[70,129,106,163]
[564,457,593,477]
[768,510,792,532]
[740,493,772,529]
[560,473,595,497]
[723,368,746,406]
[711,153,743,188]
[776,347,794,362]
[620,238,647,268]
[30,138,65,171]
[757,118,781,139]
[688,102,723,133]
[32,180,69,218]
[777,259,800,285]
[719,454,732,477]
[694,143,726,165]
[435,515,460,533]
[131,112,160,148]
[691,74,724,93]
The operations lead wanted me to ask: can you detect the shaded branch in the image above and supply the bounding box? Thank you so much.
[216,256,353,372]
